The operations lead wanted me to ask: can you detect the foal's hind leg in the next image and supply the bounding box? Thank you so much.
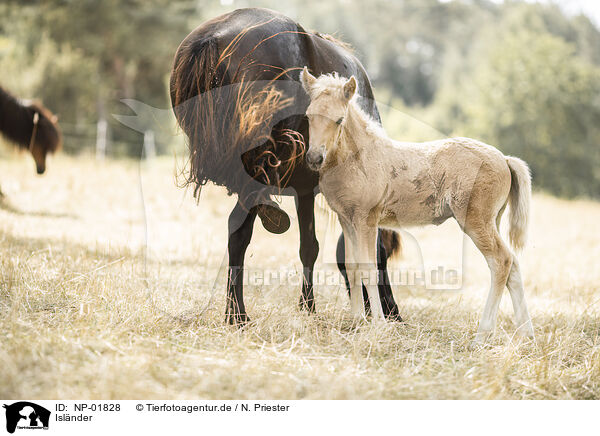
[465,222,513,344]
[506,257,534,339]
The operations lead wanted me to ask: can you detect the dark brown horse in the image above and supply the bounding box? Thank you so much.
[170,8,401,324]
[0,85,61,175]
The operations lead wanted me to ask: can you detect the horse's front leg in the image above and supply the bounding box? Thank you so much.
[354,224,385,321]
[295,193,319,312]
[225,200,258,325]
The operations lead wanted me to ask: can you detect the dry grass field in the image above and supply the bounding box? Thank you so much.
[1,153,599,399]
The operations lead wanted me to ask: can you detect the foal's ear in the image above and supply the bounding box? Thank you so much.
[343,76,357,100]
[300,66,316,94]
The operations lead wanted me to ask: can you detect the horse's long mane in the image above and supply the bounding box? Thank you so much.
[314,32,354,53]
[0,85,61,153]
[170,9,378,199]
[170,20,305,198]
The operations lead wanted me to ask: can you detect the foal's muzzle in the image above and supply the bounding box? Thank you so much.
[306,147,325,171]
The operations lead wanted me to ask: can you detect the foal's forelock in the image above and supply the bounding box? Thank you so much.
[322,96,381,155]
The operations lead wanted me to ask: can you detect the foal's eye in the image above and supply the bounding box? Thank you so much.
[335,117,343,125]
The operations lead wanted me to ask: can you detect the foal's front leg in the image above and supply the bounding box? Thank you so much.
[354,224,385,321]
[340,221,364,318]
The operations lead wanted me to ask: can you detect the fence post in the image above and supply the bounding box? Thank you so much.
[143,129,156,159]
[96,118,107,160]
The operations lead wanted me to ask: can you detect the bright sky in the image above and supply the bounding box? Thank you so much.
[436,0,600,26]
[221,0,600,28]
[504,0,600,26]
[555,0,600,25]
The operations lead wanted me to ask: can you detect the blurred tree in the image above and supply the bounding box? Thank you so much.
[436,6,600,198]
[38,0,199,155]
[0,0,202,155]
[1,0,600,198]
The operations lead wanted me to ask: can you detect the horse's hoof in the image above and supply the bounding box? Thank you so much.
[385,312,403,323]
[225,312,250,327]
[257,204,290,234]
[298,296,316,313]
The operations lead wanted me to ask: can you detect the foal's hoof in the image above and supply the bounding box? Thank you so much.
[257,204,290,234]
[468,331,492,350]
[468,342,483,351]
[514,326,536,342]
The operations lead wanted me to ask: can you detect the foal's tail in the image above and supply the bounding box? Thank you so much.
[506,156,532,251]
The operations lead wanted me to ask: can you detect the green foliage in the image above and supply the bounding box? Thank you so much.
[471,32,600,198]
[435,4,600,198]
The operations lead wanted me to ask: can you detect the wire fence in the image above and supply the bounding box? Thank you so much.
[57,119,185,159]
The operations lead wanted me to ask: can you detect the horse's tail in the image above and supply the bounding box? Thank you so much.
[506,156,532,251]
[380,229,402,260]
[170,34,294,197]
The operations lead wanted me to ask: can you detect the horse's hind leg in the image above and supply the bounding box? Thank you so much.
[295,193,319,312]
[506,257,534,339]
[225,200,258,325]
[465,221,513,344]
[377,232,402,321]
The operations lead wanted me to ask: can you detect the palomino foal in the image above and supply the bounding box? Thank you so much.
[300,67,534,343]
